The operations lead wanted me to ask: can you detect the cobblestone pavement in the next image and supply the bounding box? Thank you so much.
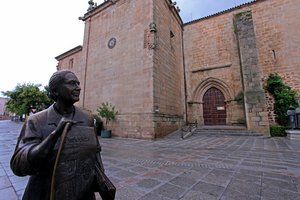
[1,120,300,200]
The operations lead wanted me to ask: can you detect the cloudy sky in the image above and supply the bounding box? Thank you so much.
[0,0,253,96]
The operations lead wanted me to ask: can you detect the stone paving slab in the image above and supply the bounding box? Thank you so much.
[1,120,300,199]
[0,187,19,200]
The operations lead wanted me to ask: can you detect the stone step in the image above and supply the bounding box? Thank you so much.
[197,125,247,130]
[193,126,263,136]
[286,130,300,140]
[167,125,263,140]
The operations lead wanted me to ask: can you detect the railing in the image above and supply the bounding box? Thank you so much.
[181,120,198,139]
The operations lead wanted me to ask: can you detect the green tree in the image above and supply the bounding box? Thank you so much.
[266,73,298,126]
[2,83,53,116]
[43,85,54,108]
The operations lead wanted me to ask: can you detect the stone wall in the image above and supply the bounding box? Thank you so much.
[183,7,245,126]
[56,46,85,104]
[57,0,185,139]
[0,97,6,115]
[251,0,300,93]
[58,0,156,138]
[234,10,269,134]
[84,0,154,138]
[152,0,185,137]
[251,0,300,122]
[183,0,300,132]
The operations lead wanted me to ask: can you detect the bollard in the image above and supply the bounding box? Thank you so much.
[287,107,296,129]
[295,106,300,129]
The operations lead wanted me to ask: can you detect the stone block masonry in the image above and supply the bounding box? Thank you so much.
[234,10,269,135]
[55,0,300,138]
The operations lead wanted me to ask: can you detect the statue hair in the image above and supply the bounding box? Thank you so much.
[48,70,75,101]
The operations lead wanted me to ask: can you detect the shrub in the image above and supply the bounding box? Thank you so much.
[266,73,297,126]
[270,125,287,137]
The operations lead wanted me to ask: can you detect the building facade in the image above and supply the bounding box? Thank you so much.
[56,0,300,138]
[0,97,9,120]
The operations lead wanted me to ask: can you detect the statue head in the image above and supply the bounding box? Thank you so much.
[48,70,79,102]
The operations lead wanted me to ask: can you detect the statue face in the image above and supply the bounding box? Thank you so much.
[57,72,81,104]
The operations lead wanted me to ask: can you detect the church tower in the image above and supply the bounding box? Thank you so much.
[55,0,185,139]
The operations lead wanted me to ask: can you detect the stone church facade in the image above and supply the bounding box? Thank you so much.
[55,0,300,139]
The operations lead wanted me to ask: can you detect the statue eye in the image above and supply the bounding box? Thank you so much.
[68,80,79,85]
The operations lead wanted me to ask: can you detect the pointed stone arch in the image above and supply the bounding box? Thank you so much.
[193,77,234,103]
[189,77,236,125]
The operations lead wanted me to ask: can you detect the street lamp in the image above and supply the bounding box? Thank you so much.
[295,105,300,129]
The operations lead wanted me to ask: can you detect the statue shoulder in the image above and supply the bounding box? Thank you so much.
[74,106,94,125]
[27,108,48,124]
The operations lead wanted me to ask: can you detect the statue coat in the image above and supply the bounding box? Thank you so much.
[10,104,105,200]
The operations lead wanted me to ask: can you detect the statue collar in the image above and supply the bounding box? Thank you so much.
[47,104,78,126]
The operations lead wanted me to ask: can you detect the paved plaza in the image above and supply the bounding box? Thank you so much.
[1,120,300,200]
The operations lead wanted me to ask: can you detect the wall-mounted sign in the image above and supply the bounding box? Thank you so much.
[217,106,225,110]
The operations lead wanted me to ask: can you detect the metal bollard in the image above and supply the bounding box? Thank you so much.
[287,107,296,129]
[295,106,300,129]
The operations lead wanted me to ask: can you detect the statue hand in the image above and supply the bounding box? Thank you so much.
[28,118,78,164]
[55,117,78,137]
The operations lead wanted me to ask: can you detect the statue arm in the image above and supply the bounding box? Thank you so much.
[92,114,105,172]
[94,125,105,172]
[10,116,74,176]
[92,117,116,198]
[10,119,43,176]
[96,146,105,172]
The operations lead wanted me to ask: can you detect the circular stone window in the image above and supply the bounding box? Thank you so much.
[108,37,116,49]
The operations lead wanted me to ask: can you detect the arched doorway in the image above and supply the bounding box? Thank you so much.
[203,87,226,125]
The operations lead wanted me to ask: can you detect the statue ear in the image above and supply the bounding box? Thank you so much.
[55,92,60,99]
[50,90,59,100]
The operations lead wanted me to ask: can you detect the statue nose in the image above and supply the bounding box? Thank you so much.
[75,84,81,91]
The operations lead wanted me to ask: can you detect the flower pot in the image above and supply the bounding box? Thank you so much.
[101,130,112,138]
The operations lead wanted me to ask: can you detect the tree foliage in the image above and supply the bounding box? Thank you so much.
[266,73,298,126]
[2,83,53,115]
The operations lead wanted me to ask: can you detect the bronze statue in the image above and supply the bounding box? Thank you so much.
[10,70,115,200]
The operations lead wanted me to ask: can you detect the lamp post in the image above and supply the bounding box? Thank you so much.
[295,104,300,129]
[295,97,300,129]
[286,99,300,140]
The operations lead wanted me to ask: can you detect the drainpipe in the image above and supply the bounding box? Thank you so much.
[181,26,188,125]
[82,17,92,108]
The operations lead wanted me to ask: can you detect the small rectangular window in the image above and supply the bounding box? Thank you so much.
[170,31,175,38]
[69,58,74,69]
[170,30,175,53]
[272,50,276,60]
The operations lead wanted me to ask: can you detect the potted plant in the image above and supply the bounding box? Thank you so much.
[97,102,118,138]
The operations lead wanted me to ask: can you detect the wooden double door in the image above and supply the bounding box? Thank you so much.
[203,87,226,125]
